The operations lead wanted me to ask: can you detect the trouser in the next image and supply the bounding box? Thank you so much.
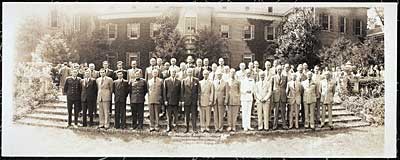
[257,102,270,130]
[149,104,160,129]
[227,105,240,130]
[109,101,113,115]
[321,103,333,126]
[166,105,178,129]
[213,103,225,131]
[67,100,80,126]
[131,103,144,129]
[200,106,211,130]
[115,101,127,129]
[273,101,287,129]
[304,103,315,128]
[301,96,305,124]
[184,104,198,131]
[289,103,300,128]
[98,101,110,128]
[241,101,252,129]
[315,98,321,125]
[81,100,95,126]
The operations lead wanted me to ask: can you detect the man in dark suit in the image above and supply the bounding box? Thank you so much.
[113,70,129,129]
[64,69,82,127]
[113,61,127,80]
[80,70,97,127]
[272,65,288,130]
[163,68,181,132]
[180,68,200,133]
[129,70,148,130]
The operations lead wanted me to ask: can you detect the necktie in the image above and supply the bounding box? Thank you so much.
[154,78,156,89]
[86,78,89,87]
[101,77,104,85]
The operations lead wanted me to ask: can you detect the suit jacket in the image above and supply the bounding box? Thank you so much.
[302,79,318,104]
[194,67,204,80]
[321,79,336,104]
[89,70,99,79]
[113,79,129,102]
[202,66,212,72]
[64,76,82,101]
[312,73,322,98]
[129,78,148,103]
[199,79,214,106]
[180,77,200,105]
[227,79,241,106]
[163,77,181,106]
[102,68,114,78]
[286,80,302,105]
[113,69,128,80]
[144,66,157,81]
[59,67,71,87]
[147,77,163,104]
[127,68,142,82]
[213,79,229,105]
[80,77,97,102]
[255,78,272,104]
[96,76,114,102]
[240,77,255,101]
[272,74,288,103]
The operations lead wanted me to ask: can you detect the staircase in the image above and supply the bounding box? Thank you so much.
[14,95,370,137]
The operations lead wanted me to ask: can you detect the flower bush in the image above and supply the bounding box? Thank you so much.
[342,95,384,126]
[13,62,58,120]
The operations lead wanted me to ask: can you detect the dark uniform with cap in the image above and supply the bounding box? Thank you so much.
[64,76,82,126]
[129,76,148,129]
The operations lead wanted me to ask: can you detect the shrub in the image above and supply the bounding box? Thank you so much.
[342,95,384,126]
[13,62,58,120]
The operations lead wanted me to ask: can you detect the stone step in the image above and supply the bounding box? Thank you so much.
[14,117,370,136]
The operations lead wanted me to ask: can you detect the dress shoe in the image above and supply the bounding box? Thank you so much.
[184,129,189,133]
[104,127,109,130]
[258,128,263,131]
[227,127,232,131]
[244,128,248,132]
[248,127,254,131]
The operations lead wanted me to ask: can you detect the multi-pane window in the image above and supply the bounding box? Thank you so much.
[185,17,196,35]
[220,25,230,38]
[320,14,329,31]
[354,19,362,36]
[108,23,117,40]
[268,7,273,13]
[73,15,80,32]
[127,23,140,39]
[265,26,275,40]
[150,23,161,37]
[243,53,255,64]
[50,9,58,27]
[339,16,346,33]
[243,25,255,40]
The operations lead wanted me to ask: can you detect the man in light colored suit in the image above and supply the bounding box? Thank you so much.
[208,63,218,81]
[301,71,318,129]
[272,65,288,130]
[199,70,214,132]
[235,63,246,81]
[320,71,336,129]
[212,70,229,132]
[241,69,256,131]
[145,58,157,81]
[286,74,302,129]
[264,61,273,81]
[147,69,164,132]
[96,69,114,130]
[226,69,241,132]
[127,60,142,82]
[169,58,180,73]
[254,71,272,131]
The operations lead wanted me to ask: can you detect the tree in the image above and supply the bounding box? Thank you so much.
[35,32,79,64]
[193,27,229,63]
[319,37,384,68]
[277,7,321,66]
[319,37,353,68]
[153,9,186,62]
[15,16,46,61]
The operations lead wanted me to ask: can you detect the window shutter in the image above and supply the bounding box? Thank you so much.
[242,26,245,39]
[115,24,118,39]
[251,25,255,39]
[329,15,333,32]
[150,23,153,37]
[220,25,222,37]
[126,24,130,38]
[319,14,322,25]
[337,16,341,33]
[352,19,356,35]
[273,27,276,40]
[137,23,140,38]
[228,25,230,38]
[361,21,365,36]
[344,17,347,33]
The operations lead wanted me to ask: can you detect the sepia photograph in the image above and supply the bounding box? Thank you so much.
[1,2,397,158]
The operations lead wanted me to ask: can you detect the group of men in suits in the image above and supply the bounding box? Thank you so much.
[63,56,337,133]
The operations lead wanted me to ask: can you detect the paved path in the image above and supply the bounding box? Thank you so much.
[2,124,384,157]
